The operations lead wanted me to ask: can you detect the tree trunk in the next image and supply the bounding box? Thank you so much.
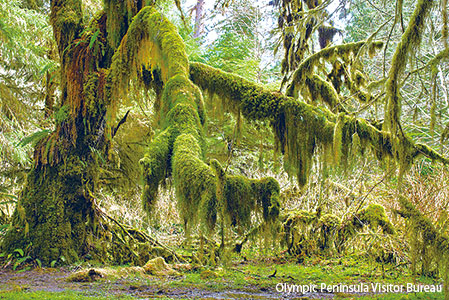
[193,0,205,39]
[1,0,141,264]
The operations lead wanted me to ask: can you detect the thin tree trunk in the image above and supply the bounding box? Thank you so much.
[193,0,205,38]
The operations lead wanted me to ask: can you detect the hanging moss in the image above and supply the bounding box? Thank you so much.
[211,159,280,231]
[357,204,395,234]
[396,197,449,288]
[140,128,172,214]
[285,41,384,98]
[190,62,449,187]
[49,0,83,57]
[333,112,345,164]
[384,0,434,135]
[305,75,345,113]
[172,134,216,232]
[103,0,146,49]
[104,7,281,243]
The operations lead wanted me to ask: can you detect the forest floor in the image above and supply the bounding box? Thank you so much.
[0,255,444,299]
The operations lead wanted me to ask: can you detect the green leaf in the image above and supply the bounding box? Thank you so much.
[13,256,30,271]
[60,255,66,262]
[35,258,42,268]
[13,248,24,257]
[17,130,51,147]
[89,146,106,165]
[89,30,100,49]
[39,61,57,75]
[50,260,57,268]
[0,224,10,233]
[54,105,70,124]
[16,266,31,273]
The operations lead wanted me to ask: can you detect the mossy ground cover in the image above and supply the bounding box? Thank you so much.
[0,254,443,299]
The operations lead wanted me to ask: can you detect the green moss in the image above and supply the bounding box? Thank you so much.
[396,197,449,282]
[333,113,345,164]
[189,62,283,122]
[140,128,172,214]
[190,62,448,187]
[49,0,83,57]
[305,75,343,113]
[318,214,341,252]
[1,162,93,265]
[211,159,280,230]
[172,134,216,232]
[283,204,394,256]
[357,204,395,234]
[282,209,320,255]
[286,41,383,98]
[384,0,433,135]
[103,0,146,49]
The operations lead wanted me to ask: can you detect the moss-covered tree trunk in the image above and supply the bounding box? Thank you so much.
[1,0,143,264]
[2,0,92,264]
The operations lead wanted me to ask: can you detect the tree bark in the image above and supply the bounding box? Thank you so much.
[193,0,205,39]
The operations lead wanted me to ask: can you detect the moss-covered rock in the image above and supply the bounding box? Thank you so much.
[143,257,180,276]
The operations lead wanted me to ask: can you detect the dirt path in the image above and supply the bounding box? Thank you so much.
[0,268,343,299]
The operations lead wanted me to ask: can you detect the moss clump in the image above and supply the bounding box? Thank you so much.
[396,197,449,283]
[357,204,395,234]
[282,209,321,255]
[211,159,280,232]
[67,269,104,282]
[143,257,180,276]
[318,214,341,252]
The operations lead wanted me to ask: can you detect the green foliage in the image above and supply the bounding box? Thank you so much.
[384,0,434,136]
[203,0,266,81]
[0,0,52,78]
[0,291,135,300]
[17,130,51,148]
[283,203,395,256]
[396,197,449,293]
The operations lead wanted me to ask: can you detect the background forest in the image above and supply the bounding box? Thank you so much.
[1,0,449,299]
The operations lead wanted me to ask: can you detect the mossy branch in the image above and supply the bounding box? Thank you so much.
[286,41,384,98]
[107,6,189,101]
[50,0,83,58]
[104,6,280,238]
[190,62,449,185]
[384,0,434,135]
[139,128,172,214]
